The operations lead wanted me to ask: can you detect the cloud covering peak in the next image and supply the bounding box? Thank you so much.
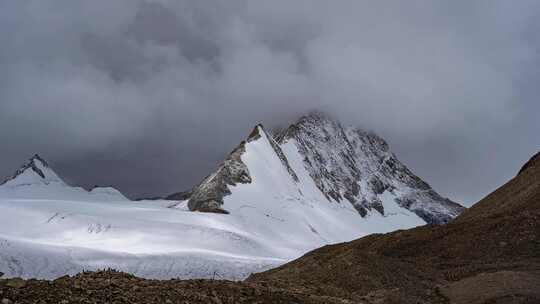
[0,0,538,203]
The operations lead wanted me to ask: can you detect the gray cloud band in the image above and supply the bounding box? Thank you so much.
[0,0,538,203]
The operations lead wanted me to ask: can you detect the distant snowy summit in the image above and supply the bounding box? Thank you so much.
[0,154,64,188]
[182,112,464,224]
[0,154,128,201]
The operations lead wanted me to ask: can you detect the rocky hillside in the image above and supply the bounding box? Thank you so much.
[185,112,464,224]
[0,270,347,304]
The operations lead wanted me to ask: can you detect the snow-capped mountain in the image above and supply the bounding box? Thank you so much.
[187,112,464,224]
[0,114,464,281]
[0,154,65,188]
[0,154,128,201]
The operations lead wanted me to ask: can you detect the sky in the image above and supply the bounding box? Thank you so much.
[0,1,539,205]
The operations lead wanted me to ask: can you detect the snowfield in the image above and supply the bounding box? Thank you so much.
[0,125,437,280]
[0,197,285,280]
[0,188,422,280]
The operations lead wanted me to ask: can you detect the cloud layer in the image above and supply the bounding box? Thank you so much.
[1,0,539,203]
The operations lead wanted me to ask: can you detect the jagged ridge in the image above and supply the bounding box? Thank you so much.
[185,112,464,224]
[277,113,464,224]
[0,154,64,187]
[188,125,299,213]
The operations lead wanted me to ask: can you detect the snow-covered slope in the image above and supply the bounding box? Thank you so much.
[1,154,64,188]
[89,186,129,201]
[0,156,278,279]
[0,198,281,280]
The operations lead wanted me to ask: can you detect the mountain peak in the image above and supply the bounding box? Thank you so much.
[276,111,347,144]
[518,151,540,176]
[247,124,265,142]
[29,154,50,170]
[186,123,299,213]
[277,113,463,223]
[299,110,332,120]
[181,113,464,224]
[0,154,64,187]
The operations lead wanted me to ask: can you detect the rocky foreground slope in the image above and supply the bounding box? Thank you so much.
[1,152,538,304]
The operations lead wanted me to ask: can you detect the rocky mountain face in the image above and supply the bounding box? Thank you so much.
[187,125,299,214]
[186,113,464,224]
[186,130,254,214]
[277,113,464,224]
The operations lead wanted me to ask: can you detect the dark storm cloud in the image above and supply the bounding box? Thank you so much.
[0,0,538,204]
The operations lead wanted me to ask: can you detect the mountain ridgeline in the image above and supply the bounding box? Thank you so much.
[0,154,64,187]
[184,113,464,224]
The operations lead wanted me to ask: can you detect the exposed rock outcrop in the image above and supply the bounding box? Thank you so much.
[187,134,253,214]
[276,112,464,224]
[187,124,302,213]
